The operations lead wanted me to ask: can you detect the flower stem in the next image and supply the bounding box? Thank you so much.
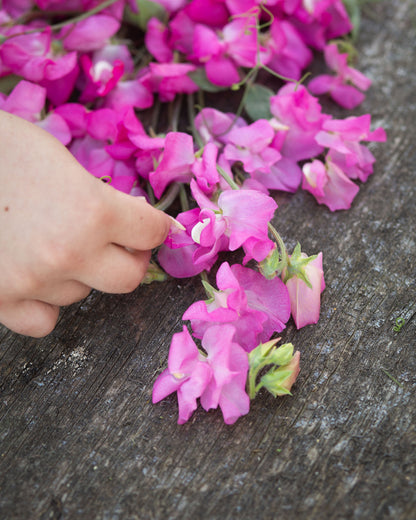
[268,222,289,267]
[216,165,240,190]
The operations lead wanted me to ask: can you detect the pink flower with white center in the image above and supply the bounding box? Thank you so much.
[269,83,331,161]
[308,43,372,109]
[223,119,281,175]
[184,262,291,351]
[0,27,78,84]
[0,80,71,145]
[158,208,223,278]
[152,325,213,424]
[315,115,387,182]
[192,15,258,87]
[284,251,325,329]
[191,180,277,263]
[302,158,359,211]
[262,19,313,81]
[79,44,133,103]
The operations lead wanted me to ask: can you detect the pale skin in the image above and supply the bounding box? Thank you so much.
[0,110,171,337]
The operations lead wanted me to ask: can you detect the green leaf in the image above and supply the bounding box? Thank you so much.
[244,83,274,121]
[0,75,22,95]
[188,68,226,93]
[131,0,167,31]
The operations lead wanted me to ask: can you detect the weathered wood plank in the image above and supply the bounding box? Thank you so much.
[1,1,415,519]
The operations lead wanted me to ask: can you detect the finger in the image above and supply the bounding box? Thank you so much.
[102,187,171,250]
[0,300,59,338]
[78,244,151,294]
[33,280,91,307]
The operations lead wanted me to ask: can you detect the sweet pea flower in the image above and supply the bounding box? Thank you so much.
[308,43,372,109]
[141,62,199,102]
[191,180,277,263]
[315,114,387,182]
[152,324,250,424]
[184,262,291,351]
[0,80,71,144]
[194,107,246,147]
[0,27,78,84]
[149,132,195,198]
[145,18,174,63]
[262,19,313,81]
[284,248,325,329]
[192,15,258,87]
[302,158,359,211]
[223,119,281,175]
[269,83,331,162]
[288,0,352,50]
[79,44,133,102]
[152,325,213,424]
[61,13,121,52]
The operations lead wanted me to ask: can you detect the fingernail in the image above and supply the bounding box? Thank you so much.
[169,216,186,231]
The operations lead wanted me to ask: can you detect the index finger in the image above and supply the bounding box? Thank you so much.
[102,186,171,251]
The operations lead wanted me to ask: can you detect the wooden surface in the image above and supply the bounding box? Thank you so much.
[1,2,415,519]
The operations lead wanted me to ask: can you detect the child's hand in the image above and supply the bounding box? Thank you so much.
[0,111,171,337]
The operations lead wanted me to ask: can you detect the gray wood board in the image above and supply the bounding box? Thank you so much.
[0,2,415,519]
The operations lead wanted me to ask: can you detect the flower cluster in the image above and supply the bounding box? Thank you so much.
[0,0,385,424]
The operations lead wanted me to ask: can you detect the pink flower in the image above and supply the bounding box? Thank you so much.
[223,119,281,175]
[262,19,313,81]
[284,251,325,329]
[0,27,78,83]
[152,324,250,424]
[184,262,290,351]
[308,43,371,109]
[141,62,199,102]
[302,158,359,211]
[269,83,331,161]
[149,132,195,198]
[315,115,387,182]
[192,15,258,87]
[145,18,174,63]
[61,13,121,52]
[152,325,213,424]
[194,107,246,147]
[79,44,133,102]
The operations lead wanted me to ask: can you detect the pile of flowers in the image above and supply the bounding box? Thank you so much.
[0,0,386,424]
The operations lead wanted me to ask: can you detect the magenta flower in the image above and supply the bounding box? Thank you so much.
[0,27,78,83]
[223,119,281,175]
[315,115,387,182]
[141,62,199,102]
[149,132,195,198]
[194,107,246,147]
[61,13,121,52]
[269,83,331,161]
[262,19,313,81]
[152,324,250,424]
[302,158,359,211]
[79,44,133,103]
[184,262,290,351]
[284,251,325,329]
[192,15,258,87]
[145,18,174,63]
[308,43,371,109]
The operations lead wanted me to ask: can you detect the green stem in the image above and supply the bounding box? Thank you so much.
[268,222,289,267]
[187,93,204,148]
[154,183,180,211]
[217,165,240,190]
[248,359,269,399]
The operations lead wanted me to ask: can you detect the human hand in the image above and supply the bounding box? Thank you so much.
[0,110,171,337]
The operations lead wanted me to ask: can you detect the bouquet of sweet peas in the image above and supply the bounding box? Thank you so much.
[0,0,386,424]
